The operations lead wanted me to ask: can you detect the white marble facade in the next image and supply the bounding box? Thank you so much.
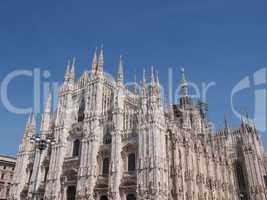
[9,48,267,200]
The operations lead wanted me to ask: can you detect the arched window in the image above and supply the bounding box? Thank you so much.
[127,194,136,200]
[128,153,136,172]
[102,158,109,175]
[100,195,108,200]
[73,139,80,157]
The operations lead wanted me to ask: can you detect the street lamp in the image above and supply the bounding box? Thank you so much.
[30,134,55,200]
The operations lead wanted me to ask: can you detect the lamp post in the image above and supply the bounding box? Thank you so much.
[30,134,54,200]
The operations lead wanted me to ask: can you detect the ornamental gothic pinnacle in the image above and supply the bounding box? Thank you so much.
[9,48,267,200]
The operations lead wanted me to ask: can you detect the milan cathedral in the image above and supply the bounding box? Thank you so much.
[9,48,267,200]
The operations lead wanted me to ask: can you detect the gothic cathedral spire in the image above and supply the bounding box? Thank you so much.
[97,45,104,73]
[180,67,188,97]
[69,58,76,82]
[22,113,35,147]
[141,68,147,97]
[92,47,98,74]
[179,67,190,108]
[27,113,36,133]
[41,92,52,136]
[151,65,155,85]
[64,59,71,82]
[116,55,124,84]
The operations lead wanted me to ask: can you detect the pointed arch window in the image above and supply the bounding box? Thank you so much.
[73,139,80,157]
[128,153,136,172]
[102,157,109,175]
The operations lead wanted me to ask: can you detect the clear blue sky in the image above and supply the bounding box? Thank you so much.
[0,0,267,156]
